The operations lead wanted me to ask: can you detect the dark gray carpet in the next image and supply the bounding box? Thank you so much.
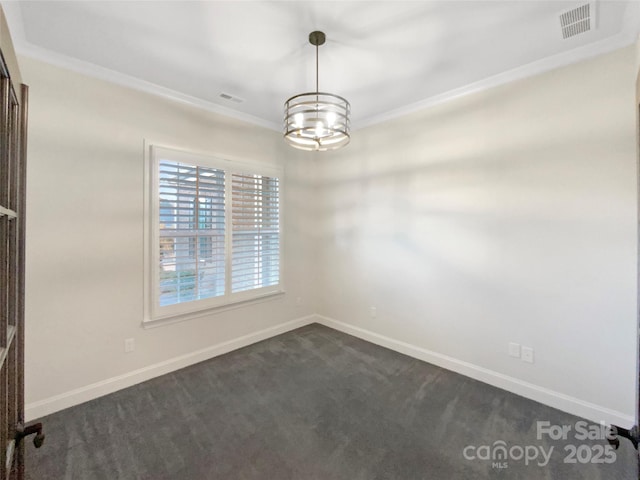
[25,323,638,479]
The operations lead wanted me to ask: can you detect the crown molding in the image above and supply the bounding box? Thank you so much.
[18,42,282,131]
[355,10,640,130]
[3,0,639,133]
[0,1,281,132]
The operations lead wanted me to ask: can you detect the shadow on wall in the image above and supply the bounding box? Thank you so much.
[309,48,636,418]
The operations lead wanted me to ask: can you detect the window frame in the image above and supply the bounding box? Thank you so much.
[144,144,284,324]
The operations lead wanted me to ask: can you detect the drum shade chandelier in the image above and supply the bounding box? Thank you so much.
[284,31,351,151]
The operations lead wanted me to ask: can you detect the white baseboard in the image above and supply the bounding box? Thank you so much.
[315,315,635,428]
[25,315,316,421]
[26,313,635,428]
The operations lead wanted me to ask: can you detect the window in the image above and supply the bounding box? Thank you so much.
[231,173,280,293]
[146,146,282,322]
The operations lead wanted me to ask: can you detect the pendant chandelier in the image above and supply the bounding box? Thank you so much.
[284,31,351,152]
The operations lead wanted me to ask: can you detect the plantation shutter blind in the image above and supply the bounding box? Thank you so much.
[147,145,283,322]
[158,161,226,306]
[231,173,280,293]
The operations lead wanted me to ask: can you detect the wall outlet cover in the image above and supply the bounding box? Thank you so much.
[508,342,521,358]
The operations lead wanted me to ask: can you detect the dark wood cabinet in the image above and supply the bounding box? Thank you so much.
[0,6,28,480]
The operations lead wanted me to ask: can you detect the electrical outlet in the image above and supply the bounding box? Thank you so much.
[508,342,521,358]
[521,346,534,364]
[370,306,377,318]
[124,338,135,353]
[296,296,302,306]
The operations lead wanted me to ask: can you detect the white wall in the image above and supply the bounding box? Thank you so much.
[315,46,638,426]
[21,56,318,419]
[21,45,639,426]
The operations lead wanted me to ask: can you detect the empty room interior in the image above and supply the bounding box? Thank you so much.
[0,0,639,479]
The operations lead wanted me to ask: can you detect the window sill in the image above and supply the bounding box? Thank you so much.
[142,290,286,329]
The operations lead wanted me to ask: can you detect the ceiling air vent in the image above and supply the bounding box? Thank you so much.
[219,92,244,104]
[559,3,595,39]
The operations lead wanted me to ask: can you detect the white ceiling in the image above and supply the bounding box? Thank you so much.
[3,1,639,130]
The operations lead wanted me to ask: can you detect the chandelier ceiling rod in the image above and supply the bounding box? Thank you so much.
[309,30,324,93]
